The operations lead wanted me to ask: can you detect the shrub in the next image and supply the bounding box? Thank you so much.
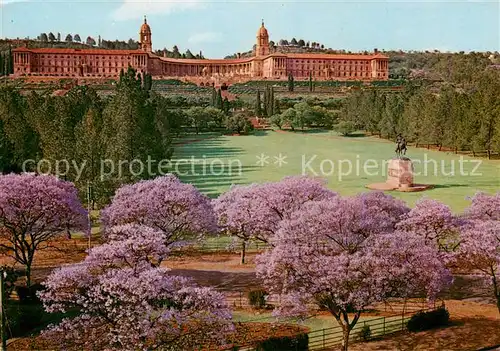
[15,283,44,302]
[334,121,357,136]
[247,289,268,309]
[407,307,450,332]
[357,325,371,341]
[6,302,45,337]
[226,114,254,135]
[255,333,308,351]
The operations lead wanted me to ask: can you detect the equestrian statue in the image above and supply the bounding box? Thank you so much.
[395,134,407,158]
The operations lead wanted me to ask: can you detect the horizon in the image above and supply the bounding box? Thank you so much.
[0,0,499,58]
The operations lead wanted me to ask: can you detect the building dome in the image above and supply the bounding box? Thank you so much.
[257,20,268,37]
[140,16,151,33]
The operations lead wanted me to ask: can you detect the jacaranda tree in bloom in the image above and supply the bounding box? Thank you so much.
[397,198,463,252]
[463,192,500,221]
[257,197,451,351]
[214,176,337,264]
[39,224,233,350]
[455,220,500,313]
[0,173,88,287]
[101,175,217,247]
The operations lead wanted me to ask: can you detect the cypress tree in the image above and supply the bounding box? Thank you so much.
[211,87,217,107]
[8,46,13,74]
[4,55,10,76]
[288,73,294,92]
[269,86,275,116]
[255,90,262,117]
[273,98,281,115]
[309,72,313,92]
[0,53,4,76]
[223,97,230,114]
[216,89,223,110]
[262,87,268,117]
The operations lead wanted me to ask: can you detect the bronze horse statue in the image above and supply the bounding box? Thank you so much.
[395,134,407,157]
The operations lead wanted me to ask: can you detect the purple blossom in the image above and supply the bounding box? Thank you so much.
[463,192,500,221]
[101,175,217,247]
[0,173,88,287]
[39,224,233,350]
[454,220,500,313]
[214,176,337,263]
[256,196,451,351]
[397,198,463,252]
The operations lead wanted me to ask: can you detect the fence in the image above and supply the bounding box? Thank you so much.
[307,309,421,350]
[307,299,442,350]
[219,304,440,351]
[177,241,270,254]
[224,298,441,350]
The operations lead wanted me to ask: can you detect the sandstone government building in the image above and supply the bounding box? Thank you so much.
[12,18,389,84]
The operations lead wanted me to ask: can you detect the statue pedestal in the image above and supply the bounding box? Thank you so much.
[367,157,432,192]
[387,158,414,188]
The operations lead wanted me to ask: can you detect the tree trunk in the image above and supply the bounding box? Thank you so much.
[26,263,32,289]
[492,269,500,313]
[240,241,246,265]
[341,325,351,351]
[496,293,500,314]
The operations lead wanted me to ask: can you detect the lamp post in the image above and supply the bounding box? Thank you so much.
[0,269,6,351]
[87,181,92,250]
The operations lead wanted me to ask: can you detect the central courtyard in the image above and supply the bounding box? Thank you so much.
[172,130,500,212]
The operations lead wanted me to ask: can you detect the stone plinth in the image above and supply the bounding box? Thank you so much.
[387,158,414,188]
[367,157,432,192]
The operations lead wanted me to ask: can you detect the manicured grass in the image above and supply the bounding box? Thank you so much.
[172,130,500,212]
[232,310,408,334]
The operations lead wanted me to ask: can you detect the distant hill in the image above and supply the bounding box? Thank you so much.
[224,45,499,81]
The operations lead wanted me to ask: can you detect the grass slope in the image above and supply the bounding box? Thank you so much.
[172,130,500,212]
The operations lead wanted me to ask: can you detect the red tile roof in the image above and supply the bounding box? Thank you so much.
[283,53,388,60]
[159,57,255,64]
[12,47,388,62]
[12,47,145,55]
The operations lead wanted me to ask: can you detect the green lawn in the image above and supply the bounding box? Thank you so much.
[232,310,410,336]
[172,130,500,212]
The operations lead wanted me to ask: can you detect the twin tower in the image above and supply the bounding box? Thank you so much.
[139,17,271,57]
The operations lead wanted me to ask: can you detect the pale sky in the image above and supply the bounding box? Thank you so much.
[0,0,499,58]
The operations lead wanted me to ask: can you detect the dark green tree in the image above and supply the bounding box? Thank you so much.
[216,89,223,110]
[273,98,281,115]
[288,73,294,92]
[223,97,230,114]
[0,53,4,76]
[7,46,13,74]
[255,90,262,117]
[211,87,217,107]
[226,113,254,134]
[0,88,39,171]
[262,87,268,117]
